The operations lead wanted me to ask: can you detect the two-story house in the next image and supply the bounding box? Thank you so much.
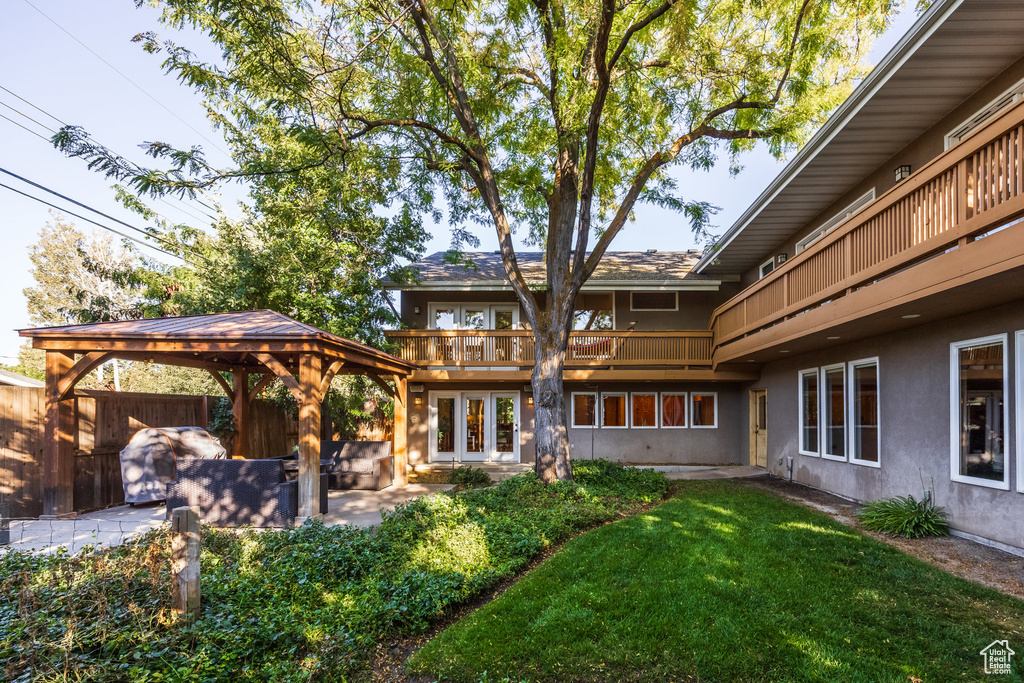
[386,0,1024,553]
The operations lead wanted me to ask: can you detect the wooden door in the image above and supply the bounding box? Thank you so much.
[751,390,768,467]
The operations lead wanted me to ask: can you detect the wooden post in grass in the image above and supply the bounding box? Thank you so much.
[171,506,201,623]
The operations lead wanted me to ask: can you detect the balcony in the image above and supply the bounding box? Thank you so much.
[383,329,755,381]
[710,99,1024,364]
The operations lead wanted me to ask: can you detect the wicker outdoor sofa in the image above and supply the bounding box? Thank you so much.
[166,458,328,527]
[321,440,394,490]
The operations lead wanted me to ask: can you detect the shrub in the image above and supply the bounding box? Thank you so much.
[0,464,668,682]
[449,466,492,489]
[857,495,949,538]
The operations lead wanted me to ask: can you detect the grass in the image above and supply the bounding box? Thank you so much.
[409,480,1024,682]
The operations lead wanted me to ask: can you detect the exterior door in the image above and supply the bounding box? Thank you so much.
[751,389,768,467]
[430,392,459,462]
[462,394,488,462]
[492,393,520,462]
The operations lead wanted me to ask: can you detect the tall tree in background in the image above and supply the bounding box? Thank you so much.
[58,0,901,481]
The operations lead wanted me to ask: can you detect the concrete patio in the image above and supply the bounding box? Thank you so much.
[1,483,454,556]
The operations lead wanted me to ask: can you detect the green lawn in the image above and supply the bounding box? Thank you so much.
[409,480,1024,682]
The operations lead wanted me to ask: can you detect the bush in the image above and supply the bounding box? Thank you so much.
[857,495,949,538]
[0,463,667,682]
[449,466,492,489]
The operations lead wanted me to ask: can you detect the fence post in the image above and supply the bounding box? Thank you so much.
[171,506,201,623]
[0,500,9,546]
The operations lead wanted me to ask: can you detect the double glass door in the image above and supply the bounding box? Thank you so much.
[430,392,520,462]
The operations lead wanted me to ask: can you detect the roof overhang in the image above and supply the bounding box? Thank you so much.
[695,0,1024,277]
[384,279,723,292]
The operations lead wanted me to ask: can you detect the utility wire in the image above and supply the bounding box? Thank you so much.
[0,167,211,265]
[0,112,50,142]
[21,0,232,159]
[0,84,67,126]
[0,180,189,264]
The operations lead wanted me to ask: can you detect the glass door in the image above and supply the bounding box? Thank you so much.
[492,393,520,462]
[462,394,488,462]
[430,393,459,462]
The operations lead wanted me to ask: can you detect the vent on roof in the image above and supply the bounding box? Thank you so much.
[646,249,658,253]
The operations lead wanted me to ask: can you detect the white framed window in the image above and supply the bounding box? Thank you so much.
[821,364,846,461]
[759,258,776,279]
[600,392,628,429]
[661,392,687,429]
[950,335,1009,490]
[848,358,880,468]
[1017,331,1024,494]
[795,188,876,254]
[798,368,820,456]
[630,292,678,311]
[945,77,1024,149]
[690,392,718,429]
[571,392,597,429]
[631,393,659,429]
[428,303,519,330]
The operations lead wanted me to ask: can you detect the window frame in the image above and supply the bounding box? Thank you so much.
[820,363,847,461]
[660,391,688,429]
[758,258,776,279]
[428,391,461,462]
[795,188,876,254]
[570,391,598,429]
[600,392,628,429]
[847,357,881,468]
[689,392,718,429]
[629,291,678,312]
[630,392,659,429]
[949,334,1010,490]
[944,76,1024,149]
[798,368,820,457]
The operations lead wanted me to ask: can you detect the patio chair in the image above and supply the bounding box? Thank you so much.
[321,440,394,490]
[165,458,328,527]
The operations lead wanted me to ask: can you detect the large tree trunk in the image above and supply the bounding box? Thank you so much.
[532,319,573,483]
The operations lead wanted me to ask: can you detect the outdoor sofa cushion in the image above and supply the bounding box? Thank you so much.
[166,458,327,527]
[321,440,393,490]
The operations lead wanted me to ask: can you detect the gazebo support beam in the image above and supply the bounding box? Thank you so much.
[297,354,322,521]
[392,375,409,487]
[206,370,235,403]
[43,351,76,517]
[232,369,250,458]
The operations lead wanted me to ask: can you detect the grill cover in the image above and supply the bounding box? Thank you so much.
[119,427,226,504]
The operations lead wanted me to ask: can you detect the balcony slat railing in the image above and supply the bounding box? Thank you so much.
[385,329,713,367]
[711,99,1024,349]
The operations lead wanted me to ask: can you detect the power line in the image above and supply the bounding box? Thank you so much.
[21,0,232,159]
[0,84,67,126]
[0,100,57,135]
[0,167,211,265]
[0,112,50,142]
[0,180,190,264]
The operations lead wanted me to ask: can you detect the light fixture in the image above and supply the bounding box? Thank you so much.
[901,314,921,319]
[413,306,421,315]
[414,396,422,406]
[527,396,534,406]
[777,253,788,264]
[895,164,912,182]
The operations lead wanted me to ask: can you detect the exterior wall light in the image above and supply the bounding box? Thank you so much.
[894,165,912,182]
[414,396,423,406]
[777,253,788,264]
[528,396,534,406]
[413,306,421,315]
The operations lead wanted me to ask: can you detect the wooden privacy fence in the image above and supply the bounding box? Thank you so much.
[0,387,297,518]
[711,98,1024,348]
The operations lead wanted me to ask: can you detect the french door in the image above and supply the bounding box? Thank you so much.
[429,391,520,463]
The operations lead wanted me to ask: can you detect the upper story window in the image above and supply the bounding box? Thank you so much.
[945,77,1024,149]
[630,292,677,311]
[574,293,614,330]
[759,258,776,279]
[795,188,876,254]
[428,303,519,330]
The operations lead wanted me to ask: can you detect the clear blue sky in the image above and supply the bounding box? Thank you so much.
[0,0,917,361]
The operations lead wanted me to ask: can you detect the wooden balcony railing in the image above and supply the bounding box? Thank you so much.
[711,98,1024,350]
[385,329,714,367]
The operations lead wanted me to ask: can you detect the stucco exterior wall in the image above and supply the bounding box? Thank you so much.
[752,300,1024,551]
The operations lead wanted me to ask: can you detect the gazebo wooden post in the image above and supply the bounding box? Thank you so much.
[42,351,76,517]
[297,354,322,521]
[231,369,250,458]
[392,375,409,487]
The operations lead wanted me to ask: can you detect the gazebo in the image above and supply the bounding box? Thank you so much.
[20,310,416,520]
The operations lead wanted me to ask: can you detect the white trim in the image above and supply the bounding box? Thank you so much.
[945,76,1024,149]
[629,291,679,312]
[949,528,1024,558]
[758,258,776,279]
[798,368,820,457]
[848,357,882,468]
[428,302,523,330]
[660,392,688,429]
[571,391,598,429]
[821,363,847,461]
[1017,330,1024,494]
[949,334,1010,490]
[385,280,723,292]
[693,0,964,274]
[428,391,461,463]
[600,392,628,429]
[630,392,659,429]
[690,392,718,429]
